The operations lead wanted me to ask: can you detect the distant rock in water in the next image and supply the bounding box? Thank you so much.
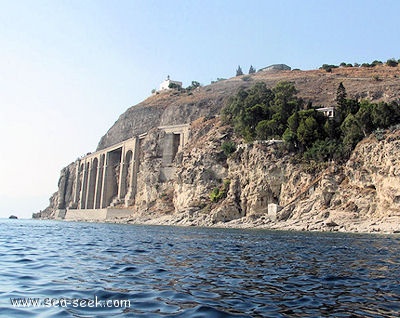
[9,215,18,219]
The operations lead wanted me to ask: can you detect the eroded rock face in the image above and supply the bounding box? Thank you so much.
[170,122,400,230]
[173,119,231,223]
[96,92,228,151]
[339,131,400,217]
[132,129,176,216]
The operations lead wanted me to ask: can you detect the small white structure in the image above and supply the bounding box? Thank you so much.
[317,106,336,118]
[267,203,282,221]
[159,75,182,91]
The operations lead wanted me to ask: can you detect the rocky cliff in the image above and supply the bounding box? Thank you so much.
[37,66,400,233]
[132,117,400,233]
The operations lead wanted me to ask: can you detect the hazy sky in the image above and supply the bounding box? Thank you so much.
[1,0,399,218]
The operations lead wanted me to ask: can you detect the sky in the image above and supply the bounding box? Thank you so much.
[1,0,399,219]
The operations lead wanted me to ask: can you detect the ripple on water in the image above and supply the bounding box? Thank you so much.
[1,220,400,317]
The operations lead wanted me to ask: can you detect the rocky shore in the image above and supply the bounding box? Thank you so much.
[112,213,400,234]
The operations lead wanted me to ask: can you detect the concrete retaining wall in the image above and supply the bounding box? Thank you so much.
[64,208,132,221]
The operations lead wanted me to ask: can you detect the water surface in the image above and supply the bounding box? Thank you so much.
[1,219,399,317]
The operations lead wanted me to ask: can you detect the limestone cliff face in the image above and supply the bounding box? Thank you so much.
[96,88,229,151]
[168,118,326,225]
[338,130,400,217]
[131,128,176,216]
[168,121,400,232]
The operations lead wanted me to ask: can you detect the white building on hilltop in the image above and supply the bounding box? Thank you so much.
[317,106,336,118]
[159,75,182,91]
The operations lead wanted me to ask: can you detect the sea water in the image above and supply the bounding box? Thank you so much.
[0,219,399,317]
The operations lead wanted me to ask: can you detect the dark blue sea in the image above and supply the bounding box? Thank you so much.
[1,219,400,317]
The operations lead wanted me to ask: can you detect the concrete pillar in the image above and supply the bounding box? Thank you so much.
[180,133,184,152]
[162,133,174,164]
[85,162,92,209]
[80,162,89,209]
[123,141,137,206]
[86,158,98,209]
[99,153,108,209]
[118,149,126,200]
[101,149,121,208]
[94,155,105,209]
[100,153,111,208]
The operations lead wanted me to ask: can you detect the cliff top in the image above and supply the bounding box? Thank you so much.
[97,65,400,150]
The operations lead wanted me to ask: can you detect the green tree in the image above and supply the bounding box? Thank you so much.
[336,83,359,120]
[221,141,237,157]
[372,102,398,127]
[346,99,360,115]
[336,82,347,108]
[186,81,200,90]
[371,60,383,67]
[283,111,300,149]
[248,65,256,74]
[294,109,327,151]
[304,140,342,162]
[236,65,243,76]
[222,82,275,141]
[256,118,281,140]
[355,100,374,136]
[340,114,364,156]
[223,81,302,141]
[297,116,319,149]
[287,111,300,133]
[320,64,338,72]
[282,128,298,151]
[271,81,300,133]
[168,82,181,90]
[386,58,398,67]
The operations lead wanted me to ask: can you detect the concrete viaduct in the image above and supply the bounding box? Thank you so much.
[56,124,189,221]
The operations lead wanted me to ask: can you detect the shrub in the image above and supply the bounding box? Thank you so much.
[221,141,237,157]
[209,179,230,203]
[168,82,182,90]
[386,58,398,67]
[320,64,338,72]
[371,60,383,67]
[186,81,201,91]
[304,140,343,162]
[210,188,222,203]
[373,75,381,81]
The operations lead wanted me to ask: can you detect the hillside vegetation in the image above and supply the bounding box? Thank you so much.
[97,64,400,151]
[222,81,400,162]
